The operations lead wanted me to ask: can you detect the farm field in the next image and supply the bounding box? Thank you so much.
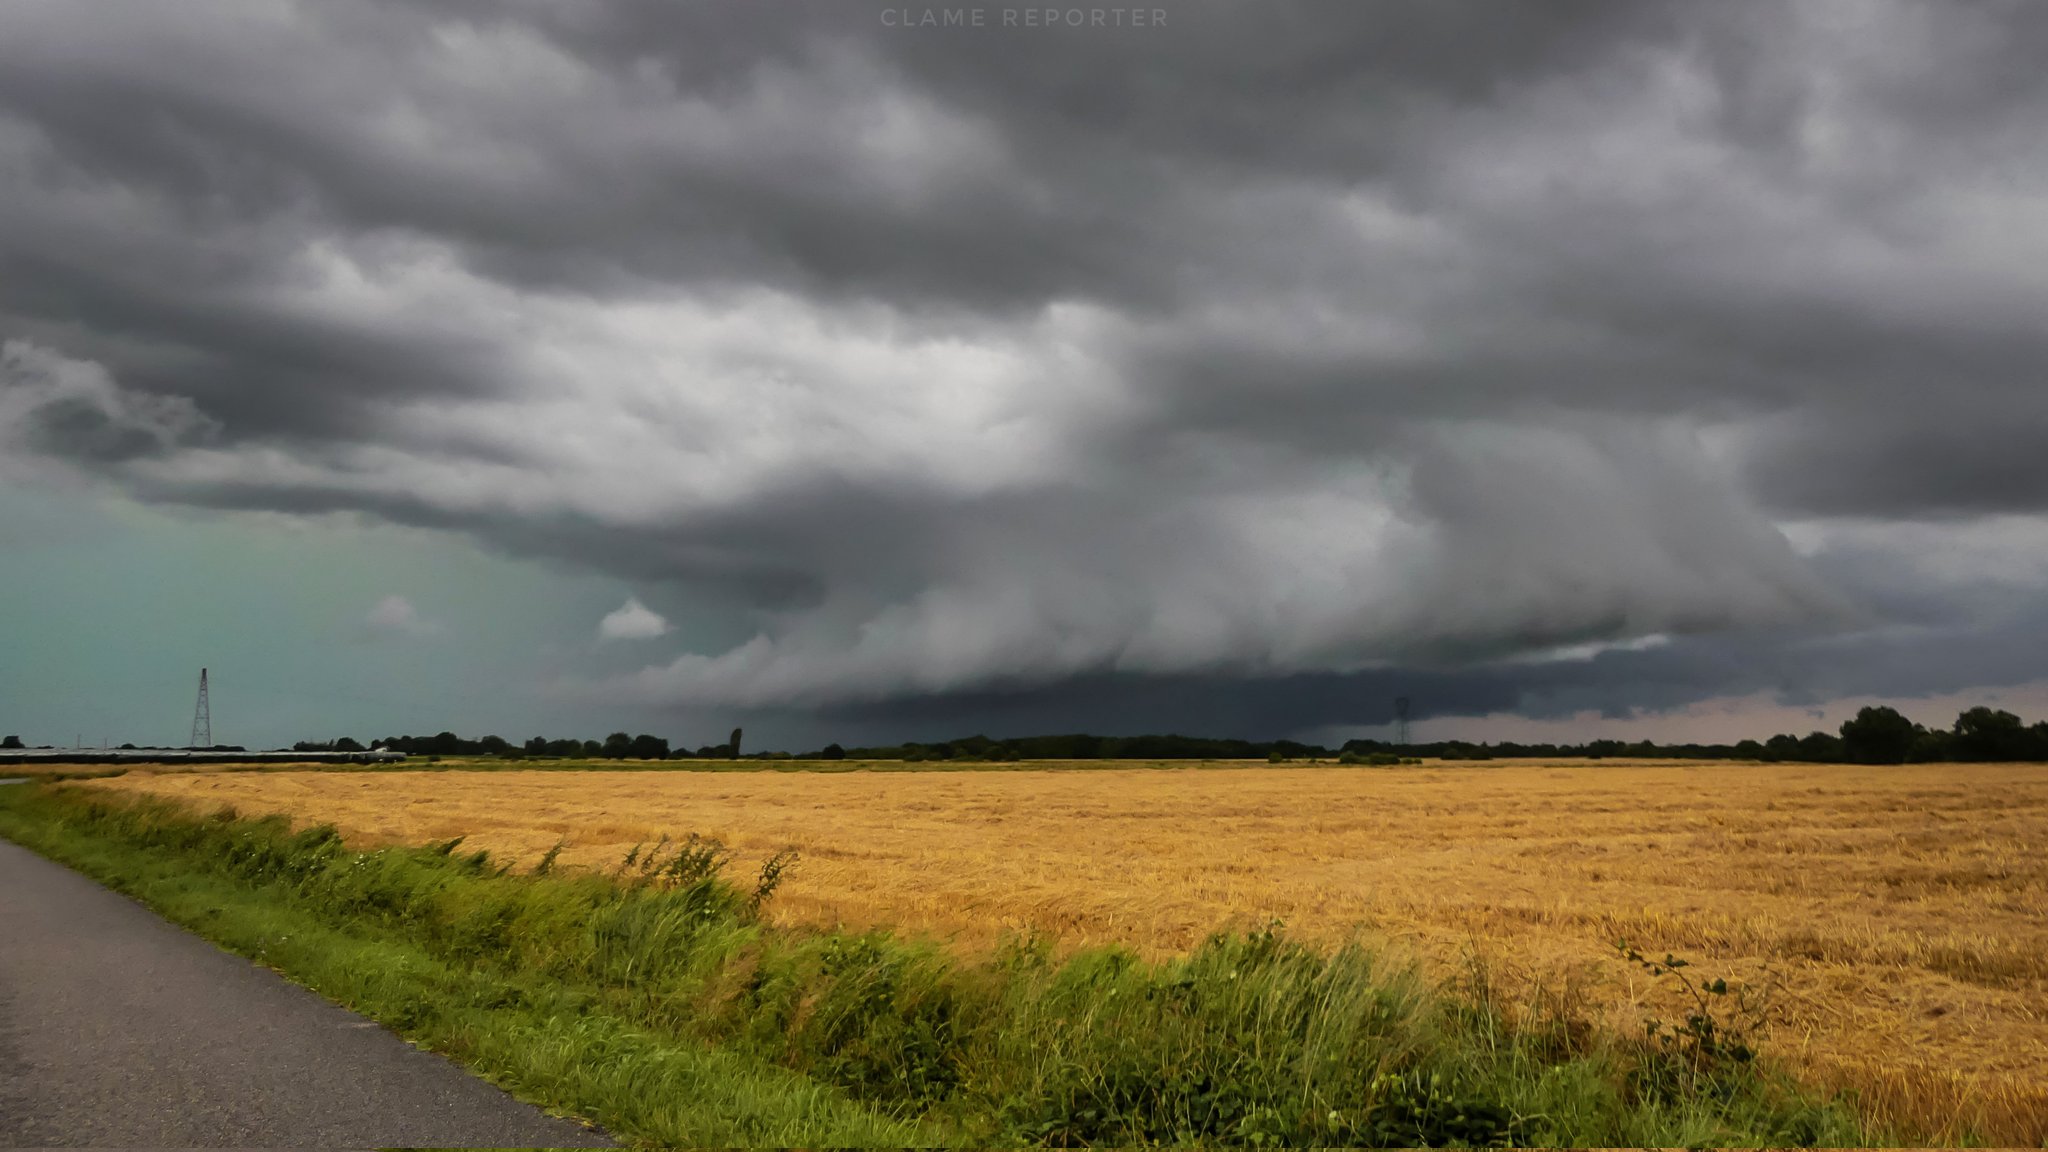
[91,760,2048,1139]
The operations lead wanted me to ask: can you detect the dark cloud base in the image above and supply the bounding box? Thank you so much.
[758,611,2048,746]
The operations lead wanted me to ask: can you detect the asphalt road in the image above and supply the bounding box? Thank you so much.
[0,836,612,1148]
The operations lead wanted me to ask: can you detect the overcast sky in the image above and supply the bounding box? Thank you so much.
[5,0,2048,751]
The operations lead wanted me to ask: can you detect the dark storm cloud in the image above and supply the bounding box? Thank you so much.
[5,0,2048,731]
[0,0,1662,334]
[792,600,2048,744]
[1747,399,2048,517]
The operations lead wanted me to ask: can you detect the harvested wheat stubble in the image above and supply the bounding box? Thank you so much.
[93,760,2048,1144]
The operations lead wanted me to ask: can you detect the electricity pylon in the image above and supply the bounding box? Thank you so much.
[190,668,212,748]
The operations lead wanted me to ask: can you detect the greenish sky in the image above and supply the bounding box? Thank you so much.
[0,480,742,751]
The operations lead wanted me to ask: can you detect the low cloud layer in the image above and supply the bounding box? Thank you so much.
[364,594,439,638]
[5,1,2047,734]
[599,598,671,642]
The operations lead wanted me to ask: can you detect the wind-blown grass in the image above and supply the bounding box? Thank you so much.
[105,759,2048,1145]
[0,783,1873,1147]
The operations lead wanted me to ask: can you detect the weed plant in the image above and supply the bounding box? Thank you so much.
[0,784,1873,1147]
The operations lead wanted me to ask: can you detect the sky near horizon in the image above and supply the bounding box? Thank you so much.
[5,1,2048,752]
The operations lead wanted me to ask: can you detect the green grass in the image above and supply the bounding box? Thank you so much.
[0,785,923,1146]
[0,783,1878,1148]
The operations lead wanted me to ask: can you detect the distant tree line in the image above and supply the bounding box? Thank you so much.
[289,705,2048,765]
[292,730,1328,762]
[1826,705,2048,764]
[2,734,248,753]
[1336,705,2047,766]
[817,733,1334,762]
[300,729,746,760]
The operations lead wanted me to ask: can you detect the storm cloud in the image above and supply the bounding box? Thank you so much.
[4,0,2047,736]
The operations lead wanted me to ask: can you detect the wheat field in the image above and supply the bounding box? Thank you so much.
[90,760,2048,1143]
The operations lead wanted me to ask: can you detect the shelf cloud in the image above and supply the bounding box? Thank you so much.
[6,0,2048,735]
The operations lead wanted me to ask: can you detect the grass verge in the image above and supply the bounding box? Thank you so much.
[0,783,1881,1147]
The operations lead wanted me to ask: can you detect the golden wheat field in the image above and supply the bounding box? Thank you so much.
[91,761,2048,1142]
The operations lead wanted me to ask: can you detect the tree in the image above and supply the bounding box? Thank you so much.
[1732,739,1764,760]
[334,736,365,753]
[820,742,846,761]
[627,733,670,760]
[728,728,744,760]
[1953,707,2031,761]
[1761,733,1800,762]
[2,735,22,749]
[601,732,634,760]
[1796,731,1843,762]
[1908,727,1955,762]
[1839,706,1917,764]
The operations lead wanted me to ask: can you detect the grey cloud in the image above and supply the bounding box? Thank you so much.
[0,1,1674,333]
[1,339,216,460]
[4,0,2048,731]
[1748,399,2048,517]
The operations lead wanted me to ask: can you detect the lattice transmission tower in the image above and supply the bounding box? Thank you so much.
[1393,696,1411,747]
[190,668,212,748]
